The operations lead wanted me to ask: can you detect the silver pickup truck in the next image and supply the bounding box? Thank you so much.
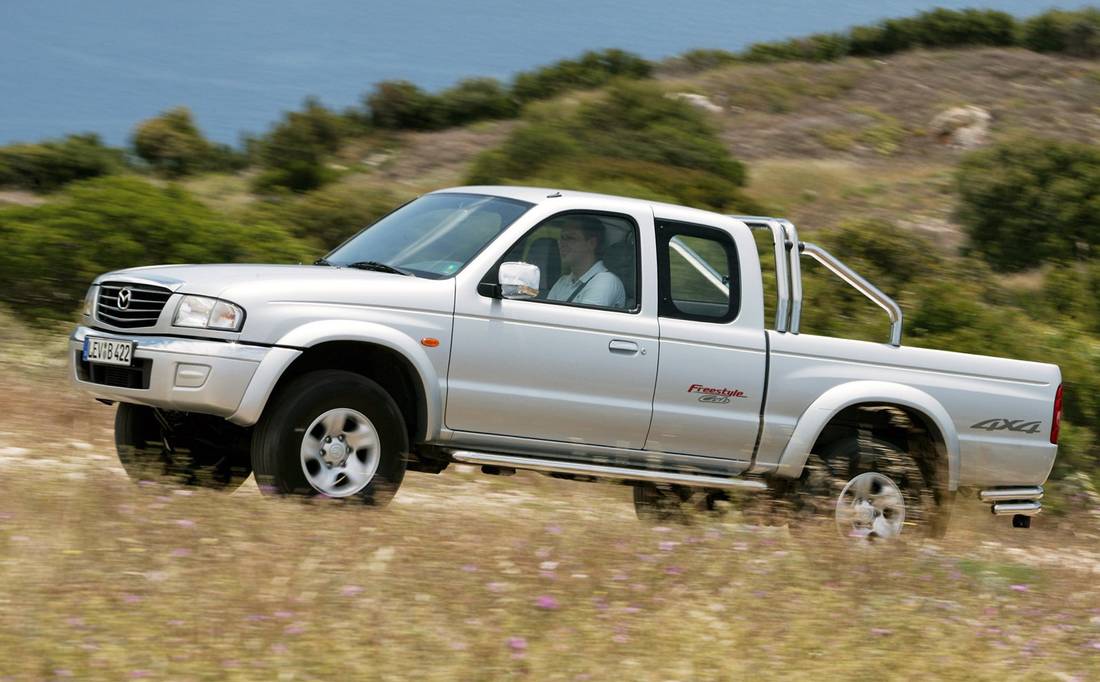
[69,186,1063,539]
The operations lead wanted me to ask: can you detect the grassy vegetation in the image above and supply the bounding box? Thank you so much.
[0,320,1098,680]
[3,467,1099,680]
[0,321,1097,680]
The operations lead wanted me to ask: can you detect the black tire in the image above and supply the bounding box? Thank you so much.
[114,403,252,489]
[632,483,695,524]
[251,370,407,505]
[786,436,939,540]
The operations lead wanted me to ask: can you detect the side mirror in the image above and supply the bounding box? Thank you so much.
[499,261,540,300]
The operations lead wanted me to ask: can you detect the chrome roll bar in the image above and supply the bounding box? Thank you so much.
[799,242,903,347]
[730,216,790,332]
[728,215,903,347]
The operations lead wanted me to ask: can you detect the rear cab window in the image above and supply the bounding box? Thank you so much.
[656,219,740,323]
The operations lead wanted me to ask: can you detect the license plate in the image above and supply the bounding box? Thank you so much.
[82,336,135,366]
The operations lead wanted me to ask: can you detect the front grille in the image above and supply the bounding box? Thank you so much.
[96,281,172,328]
[75,352,152,389]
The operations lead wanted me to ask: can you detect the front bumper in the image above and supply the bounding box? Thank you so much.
[69,325,296,423]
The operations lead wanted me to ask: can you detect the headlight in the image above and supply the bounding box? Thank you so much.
[173,295,245,331]
[82,285,98,317]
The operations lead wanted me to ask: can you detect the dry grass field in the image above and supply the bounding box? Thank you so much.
[1,326,1099,681]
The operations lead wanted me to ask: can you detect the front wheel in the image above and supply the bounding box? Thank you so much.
[251,370,407,505]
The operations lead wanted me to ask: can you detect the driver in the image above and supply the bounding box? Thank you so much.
[546,215,625,308]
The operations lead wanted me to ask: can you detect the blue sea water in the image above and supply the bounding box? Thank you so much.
[0,1,1089,146]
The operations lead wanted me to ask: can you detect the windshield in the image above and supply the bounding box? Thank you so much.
[325,193,533,278]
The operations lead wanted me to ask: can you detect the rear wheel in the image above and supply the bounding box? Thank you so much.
[114,403,252,489]
[251,370,407,505]
[633,484,716,524]
[786,436,938,540]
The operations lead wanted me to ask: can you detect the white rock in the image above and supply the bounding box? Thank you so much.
[668,92,724,114]
[930,105,992,148]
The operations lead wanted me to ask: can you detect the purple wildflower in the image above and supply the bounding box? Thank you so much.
[535,595,560,610]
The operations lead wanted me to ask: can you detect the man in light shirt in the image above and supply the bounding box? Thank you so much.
[545,215,625,308]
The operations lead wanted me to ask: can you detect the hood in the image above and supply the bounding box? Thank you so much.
[97,263,456,318]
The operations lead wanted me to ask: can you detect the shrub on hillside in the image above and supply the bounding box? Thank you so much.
[845,8,1016,56]
[466,82,749,211]
[661,49,739,75]
[743,33,851,63]
[438,78,518,126]
[510,49,652,104]
[254,98,351,193]
[1022,8,1100,58]
[250,183,404,250]
[366,81,445,130]
[0,134,125,191]
[0,177,309,320]
[132,107,236,177]
[956,138,1100,271]
[1039,262,1100,335]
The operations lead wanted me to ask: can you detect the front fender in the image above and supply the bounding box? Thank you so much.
[774,380,960,490]
[229,320,443,440]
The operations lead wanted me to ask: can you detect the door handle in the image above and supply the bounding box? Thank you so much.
[608,339,639,354]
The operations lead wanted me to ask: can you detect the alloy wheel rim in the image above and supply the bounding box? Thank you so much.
[835,471,906,539]
[300,408,380,497]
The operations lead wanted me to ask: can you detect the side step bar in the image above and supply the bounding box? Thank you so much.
[450,451,768,491]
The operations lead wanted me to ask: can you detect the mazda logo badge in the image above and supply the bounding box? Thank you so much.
[117,287,132,310]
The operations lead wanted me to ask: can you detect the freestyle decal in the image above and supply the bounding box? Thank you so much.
[970,418,1042,434]
[688,384,746,404]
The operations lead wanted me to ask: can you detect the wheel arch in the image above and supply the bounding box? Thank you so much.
[774,381,960,490]
[230,321,442,443]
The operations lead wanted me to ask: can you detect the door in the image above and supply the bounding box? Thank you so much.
[446,209,659,449]
[644,219,768,461]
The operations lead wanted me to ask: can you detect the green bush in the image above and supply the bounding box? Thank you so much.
[662,49,739,74]
[0,134,125,191]
[249,183,405,250]
[366,81,445,130]
[132,107,222,177]
[510,49,652,104]
[467,82,749,211]
[1038,262,1100,335]
[0,177,309,320]
[743,33,852,63]
[956,138,1100,271]
[1022,8,1100,58]
[724,8,1019,66]
[438,78,518,126]
[846,8,1017,56]
[254,98,351,193]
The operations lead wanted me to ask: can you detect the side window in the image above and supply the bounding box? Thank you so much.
[485,212,640,312]
[657,220,739,323]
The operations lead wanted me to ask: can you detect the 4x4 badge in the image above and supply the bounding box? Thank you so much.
[971,419,1042,434]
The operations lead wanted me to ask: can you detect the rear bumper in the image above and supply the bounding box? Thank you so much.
[69,325,294,422]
